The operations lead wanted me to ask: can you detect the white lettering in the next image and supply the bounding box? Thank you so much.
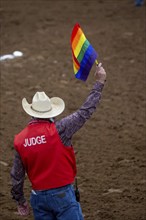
[31,137,36,145]
[36,136,42,144]
[24,139,28,147]
[23,135,47,147]
[41,135,47,144]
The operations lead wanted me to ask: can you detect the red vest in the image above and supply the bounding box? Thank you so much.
[14,120,77,190]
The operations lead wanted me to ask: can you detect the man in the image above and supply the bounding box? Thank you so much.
[11,63,106,220]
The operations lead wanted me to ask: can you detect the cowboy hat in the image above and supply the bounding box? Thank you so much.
[22,92,65,118]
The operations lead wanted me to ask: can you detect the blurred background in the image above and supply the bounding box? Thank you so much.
[0,1,145,219]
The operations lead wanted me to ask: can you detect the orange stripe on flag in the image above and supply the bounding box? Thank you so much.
[72,28,82,52]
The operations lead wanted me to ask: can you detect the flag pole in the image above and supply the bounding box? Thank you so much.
[95,59,98,65]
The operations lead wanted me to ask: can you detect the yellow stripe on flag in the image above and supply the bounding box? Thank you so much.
[73,62,79,74]
[72,29,86,58]
[74,33,86,57]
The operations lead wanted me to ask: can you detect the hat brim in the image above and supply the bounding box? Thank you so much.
[22,97,65,118]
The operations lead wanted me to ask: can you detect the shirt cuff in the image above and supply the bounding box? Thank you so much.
[93,81,105,92]
[16,197,26,205]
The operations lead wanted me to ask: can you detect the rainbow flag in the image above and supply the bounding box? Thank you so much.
[70,23,98,81]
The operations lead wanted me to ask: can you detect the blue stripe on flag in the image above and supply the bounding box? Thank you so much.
[75,45,97,81]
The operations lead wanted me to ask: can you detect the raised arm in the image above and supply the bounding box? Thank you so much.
[56,63,106,145]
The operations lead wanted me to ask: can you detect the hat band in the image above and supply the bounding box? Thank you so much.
[31,106,52,113]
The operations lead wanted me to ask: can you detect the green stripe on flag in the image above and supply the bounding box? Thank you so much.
[77,40,90,62]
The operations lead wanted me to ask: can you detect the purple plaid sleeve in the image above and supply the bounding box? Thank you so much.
[10,151,26,204]
[55,81,104,146]
[10,81,104,203]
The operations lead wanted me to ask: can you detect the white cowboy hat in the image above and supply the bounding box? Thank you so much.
[22,92,65,118]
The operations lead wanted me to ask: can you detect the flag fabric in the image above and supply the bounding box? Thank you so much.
[70,23,98,81]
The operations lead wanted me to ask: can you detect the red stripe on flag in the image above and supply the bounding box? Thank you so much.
[70,23,80,43]
[72,48,80,69]
[72,28,83,52]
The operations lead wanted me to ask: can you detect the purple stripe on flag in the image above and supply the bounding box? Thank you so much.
[75,45,97,81]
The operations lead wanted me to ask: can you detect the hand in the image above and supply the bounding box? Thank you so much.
[17,201,30,216]
[94,63,106,84]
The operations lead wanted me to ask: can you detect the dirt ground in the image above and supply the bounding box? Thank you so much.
[0,0,146,220]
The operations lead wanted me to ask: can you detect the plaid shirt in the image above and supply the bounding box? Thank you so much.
[10,81,104,204]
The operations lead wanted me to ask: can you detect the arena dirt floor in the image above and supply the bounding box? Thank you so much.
[0,0,146,220]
